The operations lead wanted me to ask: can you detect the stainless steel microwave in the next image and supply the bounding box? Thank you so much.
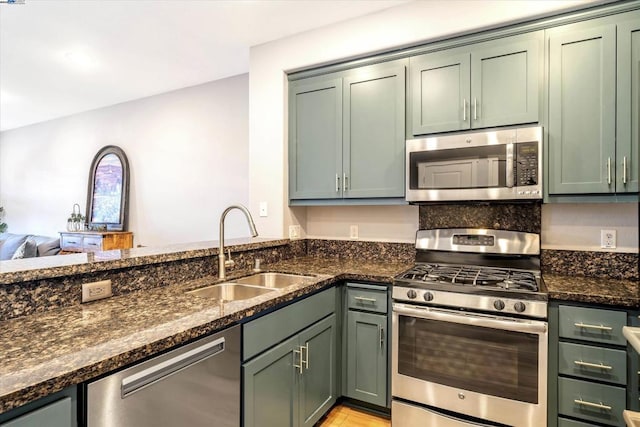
[406,126,542,202]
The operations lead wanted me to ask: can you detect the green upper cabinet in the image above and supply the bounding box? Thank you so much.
[409,31,542,136]
[289,77,342,200]
[616,12,640,193]
[547,10,640,197]
[288,59,407,205]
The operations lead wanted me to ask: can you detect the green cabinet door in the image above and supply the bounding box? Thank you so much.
[345,311,387,407]
[410,51,470,135]
[298,314,337,427]
[0,398,72,427]
[471,32,541,129]
[548,23,616,195]
[343,61,406,198]
[243,335,300,427]
[616,12,640,193]
[289,77,342,200]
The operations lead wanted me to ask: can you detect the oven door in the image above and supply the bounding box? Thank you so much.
[392,303,547,427]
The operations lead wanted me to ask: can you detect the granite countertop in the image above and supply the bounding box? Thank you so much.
[0,256,412,414]
[544,273,639,308]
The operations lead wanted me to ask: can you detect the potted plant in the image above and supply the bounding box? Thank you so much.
[0,206,6,233]
[67,204,85,232]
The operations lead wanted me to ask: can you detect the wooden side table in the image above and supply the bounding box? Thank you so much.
[59,231,133,253]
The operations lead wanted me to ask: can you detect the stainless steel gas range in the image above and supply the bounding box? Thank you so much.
[392,228,548,427]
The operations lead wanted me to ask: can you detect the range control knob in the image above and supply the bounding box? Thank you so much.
[493,300,505,310]
[407,289,417,299]
[514,302,526,313]
[423,292,434,302]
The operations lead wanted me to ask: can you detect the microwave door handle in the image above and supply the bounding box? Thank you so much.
[506,143,514,188]
[393,303,547,334]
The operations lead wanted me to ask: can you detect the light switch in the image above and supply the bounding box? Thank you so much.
[259,202,268,217]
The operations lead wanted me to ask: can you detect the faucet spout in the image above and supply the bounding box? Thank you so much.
[218,204,259,280]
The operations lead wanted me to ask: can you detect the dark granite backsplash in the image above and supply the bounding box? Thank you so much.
[306,239,414,263]
[542,249,639,281]
[419,202,541,233]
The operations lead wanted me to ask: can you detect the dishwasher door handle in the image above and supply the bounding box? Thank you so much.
[121,336,225,397]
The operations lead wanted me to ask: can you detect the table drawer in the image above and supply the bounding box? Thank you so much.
[82,236,103,251]
[60,235,82,251]
[559,305,626,346]
[559,342,627,385]
[346,285,387,314]
[558,377,626,426]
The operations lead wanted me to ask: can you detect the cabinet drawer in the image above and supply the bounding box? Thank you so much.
[559,342,627,385]
[60,235,82,251]
[559,305,626,346]
[82,236,103,251]
[558,377,626,426]
[243,287,336,361]
[346,285,387,314]
[558,417,600,427]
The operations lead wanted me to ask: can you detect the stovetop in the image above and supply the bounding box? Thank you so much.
[397,263,539,292]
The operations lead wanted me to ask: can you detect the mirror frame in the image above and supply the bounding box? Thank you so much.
[86,145,130,231]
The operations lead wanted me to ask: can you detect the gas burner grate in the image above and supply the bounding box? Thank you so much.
[398,263,538,292]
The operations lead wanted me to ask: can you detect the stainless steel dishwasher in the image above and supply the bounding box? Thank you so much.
[87,325,240,427]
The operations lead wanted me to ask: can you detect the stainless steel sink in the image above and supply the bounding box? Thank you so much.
[235,272,315,289]
[187,283,275,301]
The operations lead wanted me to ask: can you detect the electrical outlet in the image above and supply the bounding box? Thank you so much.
[259,202,268,217]
[82,279,113,303]
[289,225,301,240]
[349,225,359,239]
[601,229,617,249]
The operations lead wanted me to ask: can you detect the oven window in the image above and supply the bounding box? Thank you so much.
[397,316,539,403]
[409,145,507,190]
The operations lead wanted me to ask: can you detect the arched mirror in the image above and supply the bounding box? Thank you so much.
[86,145,130,231]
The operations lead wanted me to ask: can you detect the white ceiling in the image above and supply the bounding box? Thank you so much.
[0,0,410,131]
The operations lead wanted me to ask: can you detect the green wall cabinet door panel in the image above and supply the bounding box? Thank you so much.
[289,77,343,200]
[298,314,337,427]
[548,23,617,195]
[470,34,540,129]
[410,51,470,134]
[343,63,406,198]
[288,60,407,204]
[409,31,541,136]
[616,12,640,193]
[345,311,387,407]
[243,335,300,427]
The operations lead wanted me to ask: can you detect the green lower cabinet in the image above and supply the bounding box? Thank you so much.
[345,311,387,407]
[243,314,337,427]
[0,387,76,427]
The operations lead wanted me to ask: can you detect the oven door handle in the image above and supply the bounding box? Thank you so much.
[393,303,547,334]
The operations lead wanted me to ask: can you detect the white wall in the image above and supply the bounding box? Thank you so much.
[249,0,631,249]
[0,74,252,247]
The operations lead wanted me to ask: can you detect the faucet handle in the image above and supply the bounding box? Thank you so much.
[224,249,236,268]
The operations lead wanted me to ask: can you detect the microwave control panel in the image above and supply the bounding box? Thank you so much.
[515,142,538,186]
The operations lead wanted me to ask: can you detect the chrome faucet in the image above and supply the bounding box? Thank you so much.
[218,204,258,280]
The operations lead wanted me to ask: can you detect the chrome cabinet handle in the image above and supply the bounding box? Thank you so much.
[302,343,309,370]
[574,322,613,331]
[473,98,478,120]
[623,156,628,184]
[607,157,612,185]
[343,173,348,191]
[463,98,467,121]
[574,398,612,411]
[379,327,384,348]
[354,296,377,303]
[574,360,613,370]
[293,347,303,374]
[335,174,340,193]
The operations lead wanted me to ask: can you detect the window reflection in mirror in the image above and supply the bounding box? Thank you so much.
[87,146,130,231]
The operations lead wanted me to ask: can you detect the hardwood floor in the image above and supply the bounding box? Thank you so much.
[316,404,391,427]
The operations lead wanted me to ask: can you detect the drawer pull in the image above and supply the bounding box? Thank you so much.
[354,296,377,303]
[574,360,613,370]
[574,322,613,332]
[574,398,612,411]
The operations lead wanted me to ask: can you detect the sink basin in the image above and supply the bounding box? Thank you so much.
[187,283,275,301]
[235,272,315,289]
